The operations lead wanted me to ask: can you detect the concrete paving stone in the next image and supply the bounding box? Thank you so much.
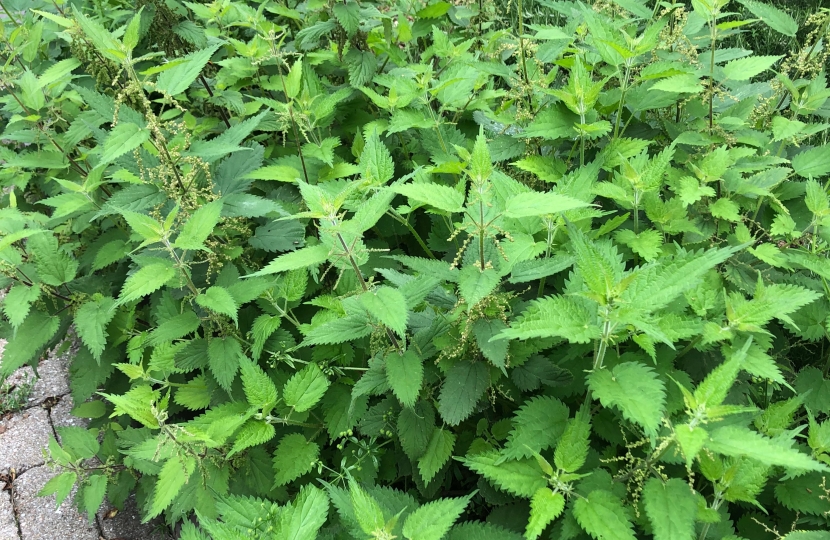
[2,340,72,409]
[49,395,89,436]
[0,490,19,540]
[0,408,51,475]
[99,496,172,540]
[13,466,98,540]
[26,346,72,406]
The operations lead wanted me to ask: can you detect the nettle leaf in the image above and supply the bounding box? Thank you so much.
[208,336,243,392]
[503,191,588,218]
[74,296,116,360]
[460,451,545,498]
[458,267,500,307]
[240,356,278,412]
[3,283,41,330]
[401,494,471,540]
[149,454,196,519]
[554,414,591,473]
[284,363,330,412]
[399,402,436,461]
[100,123,150,164]
[156,43,222,96]
[391,183,465,213]
[738,0,798,36]
[497,295,600,343]
[174,201,223,251]
[229,419,276,458]
[361,286,408,336]
[385,350,423,408]
[721,55,783,81]
[526,488,565,540]
[573,490,636,540]
[643,478,697,540]
[706,426,829,472]
[588,362,666,437]
[504,395,569,460]
[360,128,394,184]
[418,428,455,483]
[196,286,238,324]
[117,262,176,306]
[247,244,330,277]
[273,433,320,486]
[438,360,489,426]
[792,146,830,179]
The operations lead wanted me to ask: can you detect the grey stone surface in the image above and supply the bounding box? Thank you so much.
[0,490,19,540]
[0,408,51,474]
[98,496,172,540]
[49,395,88,435]
[26,348,71,406]
[13,466,98,540]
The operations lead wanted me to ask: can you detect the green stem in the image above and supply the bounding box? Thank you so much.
[517,0,529,86]
[708,14,717,132]
[387,210,436,259]
[0,0,19,27]
[333,225,403,352]
[613,60,632,140]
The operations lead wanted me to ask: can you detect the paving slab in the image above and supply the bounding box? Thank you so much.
[0,490,19,540]
[26,347,72,406]
[49,395,88,434]
[0,408,51,475]
[13,466,98,540]
[98,496,172,540]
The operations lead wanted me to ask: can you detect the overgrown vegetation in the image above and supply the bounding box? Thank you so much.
[3,0,830,538]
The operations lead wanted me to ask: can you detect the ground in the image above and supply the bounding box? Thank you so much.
[0,339,173,540]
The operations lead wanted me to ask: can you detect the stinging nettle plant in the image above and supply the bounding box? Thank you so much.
[4,0,830,538]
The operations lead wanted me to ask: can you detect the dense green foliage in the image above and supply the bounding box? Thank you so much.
[4,0,830,538]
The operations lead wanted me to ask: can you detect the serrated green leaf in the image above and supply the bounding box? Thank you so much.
[721,55,782,81]
[74,296,116,360]
[438,360,489,426]
[460,451,545,498]
[2,283,41,330]
[458,266,500,307]
[247,244,330,277]
[504,192,588,218]
[738,0,798,36]
[706,426,829,472]
[361,286,408,336]
[149,454,196,518]
[174,374,212,411]
[274,433,320,486]
[792,146,830,179]
[418,428,455,483]
[385,350,423,408]
[391,183,465,213]
[573,490,636,540]
[196,286,238,324]
[116,263,176,306]
[100,123,150,164]
[588,362,666,437]
[643,478,697,540]
[174,201,223,250]
[497,295,600,343]
[239,356,278,412]
[526,488,565,540]
[504,395,570,460]
[156,43,222,96]
[208,336,242,391]
[554,414,591,473]
[1,309,61,376]
[229,419,276,458]
[402,494,471,540]
[82,474,107,521]
[284,363,330,412]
